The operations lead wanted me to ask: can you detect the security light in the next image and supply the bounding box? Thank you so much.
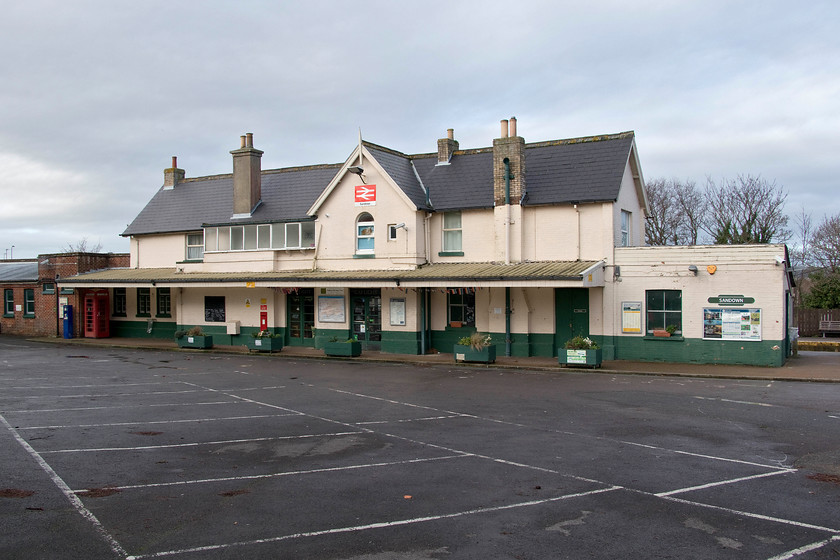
[688,264,698,274]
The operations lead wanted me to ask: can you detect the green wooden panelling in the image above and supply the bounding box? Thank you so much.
[111,321,177,339]
[381,331,423,354]
[604,335,786,367]
[314,328,351,350]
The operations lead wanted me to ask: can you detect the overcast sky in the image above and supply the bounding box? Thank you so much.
[2,1,838,259]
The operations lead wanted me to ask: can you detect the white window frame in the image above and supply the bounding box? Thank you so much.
[442,211,462,252]
[186,233,204,260]
[356,213,375,254]
[620,210,631,247]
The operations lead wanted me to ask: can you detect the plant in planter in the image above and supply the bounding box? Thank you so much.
[559,335,601,367]
[246,329,283,353]
[653,324,679,337]
[454,332,496,363]
[323,336,362,357]
[176,326,214,349]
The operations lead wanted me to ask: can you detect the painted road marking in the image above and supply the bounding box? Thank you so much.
[40,431,365,454]
[125,486,622,559]
[79,454,470,492]
[694,396,776,407]
[765,536,840,560]
[18,413,301,430]
[12,385,286,400]
[0,413,128,557]
[656,469,797,497]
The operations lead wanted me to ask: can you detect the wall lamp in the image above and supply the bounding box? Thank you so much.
[394,223,406,230]
[688,265,698,275]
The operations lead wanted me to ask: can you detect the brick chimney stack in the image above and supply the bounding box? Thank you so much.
[437,128,459,164]
[163,156,185,189]
[230,132,263,218]
[493,117,526,206]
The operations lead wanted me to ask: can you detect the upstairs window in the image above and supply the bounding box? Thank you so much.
[620,210,631,247]
[204,222,315,252]
[42,283,55,294]
[356,213,375,254]
[186,233,204,261]
[442,211,463,253]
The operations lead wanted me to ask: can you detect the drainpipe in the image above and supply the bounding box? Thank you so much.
[419,287,426,354]
[504,158,511,266]
[505,287,511,357]
[574,203,581,260]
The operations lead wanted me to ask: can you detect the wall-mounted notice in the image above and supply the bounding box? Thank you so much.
[318,296,346,323]
[703,308,761,341]
[390,298,406,326]
[622,301,642,334]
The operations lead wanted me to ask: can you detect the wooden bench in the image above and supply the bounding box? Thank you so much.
[819,320,840,337]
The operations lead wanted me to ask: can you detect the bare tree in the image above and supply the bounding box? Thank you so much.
[644,178,680,245]
[703,174,790,244]
[62,237,103,253]
[673,179,704,245]
[810,212,840,273]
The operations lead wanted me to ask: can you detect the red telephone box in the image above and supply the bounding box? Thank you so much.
[84,290,111,338]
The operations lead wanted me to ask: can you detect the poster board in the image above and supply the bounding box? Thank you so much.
[621,301,642,334]
[390,298,406,326]
[318,296,346,323]
[703,308,761,341]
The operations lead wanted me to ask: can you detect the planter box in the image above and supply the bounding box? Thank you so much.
[177,335,213,349]
[652,330,671,337]
[559,348,602,368]
[324,341,362,357]
[247,337,282,353]
[453,344,496,364]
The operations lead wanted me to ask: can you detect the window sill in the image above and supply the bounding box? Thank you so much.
[643,335,684,341]
[137,313,151,318]
[4,314,14,319]
[177,259,203,264]
[24,314,35,319]
[438,251,464,257]
[113,314,127,318]
[353,254,375,259]
[156,314,172,319]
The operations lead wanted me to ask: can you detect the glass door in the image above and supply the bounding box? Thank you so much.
[350,289,381,350]
[286,288,315,346]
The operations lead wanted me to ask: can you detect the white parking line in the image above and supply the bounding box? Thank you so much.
[13,385,286,400]
[765,536,840,560]
[125,486,622,559]
[0,413,128,558]
[18,413,301,430]
[80,454,470,492]
[656,469,797,497]
[40,431,365,454]
[5,401,240,413]
[694,396,776,407]
[5,382,164,390]
[355,414,468,426]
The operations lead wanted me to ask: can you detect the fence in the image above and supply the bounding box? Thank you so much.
[796,308,840,336]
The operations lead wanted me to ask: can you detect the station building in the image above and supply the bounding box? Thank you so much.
[59,119,795,366]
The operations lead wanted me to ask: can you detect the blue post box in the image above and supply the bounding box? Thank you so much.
[62,304,74,339]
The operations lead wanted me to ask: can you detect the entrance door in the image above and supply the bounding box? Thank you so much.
[350,289,381,350]
[286,289,315,346]
[84,291,110,338]
[555,288,589,355]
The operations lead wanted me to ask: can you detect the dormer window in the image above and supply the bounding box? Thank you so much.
[204,222,315,252]
[356,213,375,255]
[186,233,204,260]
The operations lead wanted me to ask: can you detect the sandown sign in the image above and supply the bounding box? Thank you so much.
[707,294,755,306]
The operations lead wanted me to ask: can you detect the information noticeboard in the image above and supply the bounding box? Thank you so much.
[390,298,406,326]
[621,301,642,334]
[318,296,346,323]
[703,308,761,341]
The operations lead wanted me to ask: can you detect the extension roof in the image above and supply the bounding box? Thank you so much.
[0,261,38,282]
[123,131,638,236]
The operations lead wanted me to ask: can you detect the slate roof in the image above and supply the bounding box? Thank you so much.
[123,131,635,236]
[0,261,39,282]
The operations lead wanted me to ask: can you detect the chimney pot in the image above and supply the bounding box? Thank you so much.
[246,132,254,148]
[240,135,246,149]
[500,119,509,138]
[509,117,517,137]
[447,128,454,140]
[171,156,177,168]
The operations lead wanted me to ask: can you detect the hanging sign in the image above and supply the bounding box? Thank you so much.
[355,184,376,206]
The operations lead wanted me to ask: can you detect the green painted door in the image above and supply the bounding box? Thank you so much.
[287,288,315,346]
[555,288,590,355]
[350,289,382,351]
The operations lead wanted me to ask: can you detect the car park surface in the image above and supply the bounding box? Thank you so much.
[1,337,839,559]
